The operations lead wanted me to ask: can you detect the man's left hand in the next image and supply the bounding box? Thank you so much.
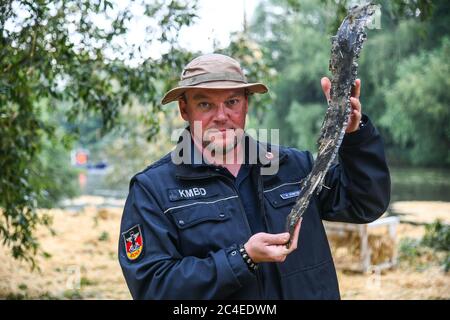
[320,77,362,133]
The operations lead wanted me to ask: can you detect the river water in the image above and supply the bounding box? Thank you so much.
[390,167,450,202]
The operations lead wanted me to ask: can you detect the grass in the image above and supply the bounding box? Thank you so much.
[80,277,98,287]
[399,220,450,272]
[6,291,60,300]
[98,231,110,242]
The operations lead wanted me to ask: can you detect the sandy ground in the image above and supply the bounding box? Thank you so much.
[0,206,131,299]
[336,221,449,300]
[0,199,449,300]
[391,201,450,224]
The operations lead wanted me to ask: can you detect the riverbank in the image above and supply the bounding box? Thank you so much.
[0,199,449,299]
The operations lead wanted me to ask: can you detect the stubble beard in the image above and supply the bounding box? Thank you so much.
[203,129,244,164]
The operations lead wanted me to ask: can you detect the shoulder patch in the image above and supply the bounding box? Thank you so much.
[122,225,144,261]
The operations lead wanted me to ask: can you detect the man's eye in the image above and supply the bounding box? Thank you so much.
[198,102,211,109]
[226,99,240,107]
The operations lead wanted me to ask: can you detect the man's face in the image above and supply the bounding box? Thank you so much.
[178,88,248,155]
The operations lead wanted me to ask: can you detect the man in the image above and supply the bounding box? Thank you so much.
[118,53,390,299]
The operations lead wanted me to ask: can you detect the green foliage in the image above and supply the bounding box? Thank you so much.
[287,103,324,152]
[0,0,198,266]
[317,0,435,32]
[18,283,27,291]
[80,276,97,287]
[398,237,439,271]
[399,220,450,272]
[248,0,448,167]
[98,231,110,242]
[91,103,186,188]
[63,289,83,300]
[422,220,450,251]
[249,0,332,146]
[32,135,80,209]
[399,237,422,261]
[443,255,450,273]
[380,38,450,166]
[358,20,425,121]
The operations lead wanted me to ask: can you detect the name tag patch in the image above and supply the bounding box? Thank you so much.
[168,187,217,201]
[280,190,300,200]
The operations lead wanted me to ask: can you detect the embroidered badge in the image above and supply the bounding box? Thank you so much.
[122,225,143,261]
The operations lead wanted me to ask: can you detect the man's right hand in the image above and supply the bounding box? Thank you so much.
[244,218,302,263]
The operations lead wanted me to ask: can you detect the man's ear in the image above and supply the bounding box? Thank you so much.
[178,98,189,121]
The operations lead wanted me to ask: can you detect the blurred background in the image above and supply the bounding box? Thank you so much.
[0,0,448,299]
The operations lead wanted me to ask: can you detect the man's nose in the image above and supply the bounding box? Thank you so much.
[213,103,228,122]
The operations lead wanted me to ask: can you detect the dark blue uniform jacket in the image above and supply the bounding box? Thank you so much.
[118,115,391,299]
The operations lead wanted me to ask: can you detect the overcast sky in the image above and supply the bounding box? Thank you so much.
[89,0,261,65]
[178,0,259,53]
[8,0,260,65]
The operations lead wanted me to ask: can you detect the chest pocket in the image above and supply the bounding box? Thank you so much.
[167,200,235,257]
[171,203,230,229]
[264,181,303,210]
[262,180,304,236]
[263,180,332,274]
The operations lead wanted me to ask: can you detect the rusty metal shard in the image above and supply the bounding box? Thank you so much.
[285,3,376,248]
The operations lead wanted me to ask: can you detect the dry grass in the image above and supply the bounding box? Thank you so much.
[0,200,449,299]
[338,266,449,299]
[391,201,450,224]
[0,206,130,299]
[328,228,396,267]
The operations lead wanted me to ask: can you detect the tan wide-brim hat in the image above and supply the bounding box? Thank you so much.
[161,53,269,105]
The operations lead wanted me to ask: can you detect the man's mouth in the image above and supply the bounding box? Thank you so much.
[204,128,235,143]
[208,127,233,131]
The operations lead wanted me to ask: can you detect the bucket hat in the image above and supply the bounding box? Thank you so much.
[161,53,268,105]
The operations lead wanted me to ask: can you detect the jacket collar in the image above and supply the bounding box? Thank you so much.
[172,126,288,180]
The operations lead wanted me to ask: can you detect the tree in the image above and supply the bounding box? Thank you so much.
[0,0,197,267]
[380,38,450,166]
[247,0,448,165]
[248,0,335,146]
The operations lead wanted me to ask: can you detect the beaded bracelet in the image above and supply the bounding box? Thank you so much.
[239,244,258,272]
